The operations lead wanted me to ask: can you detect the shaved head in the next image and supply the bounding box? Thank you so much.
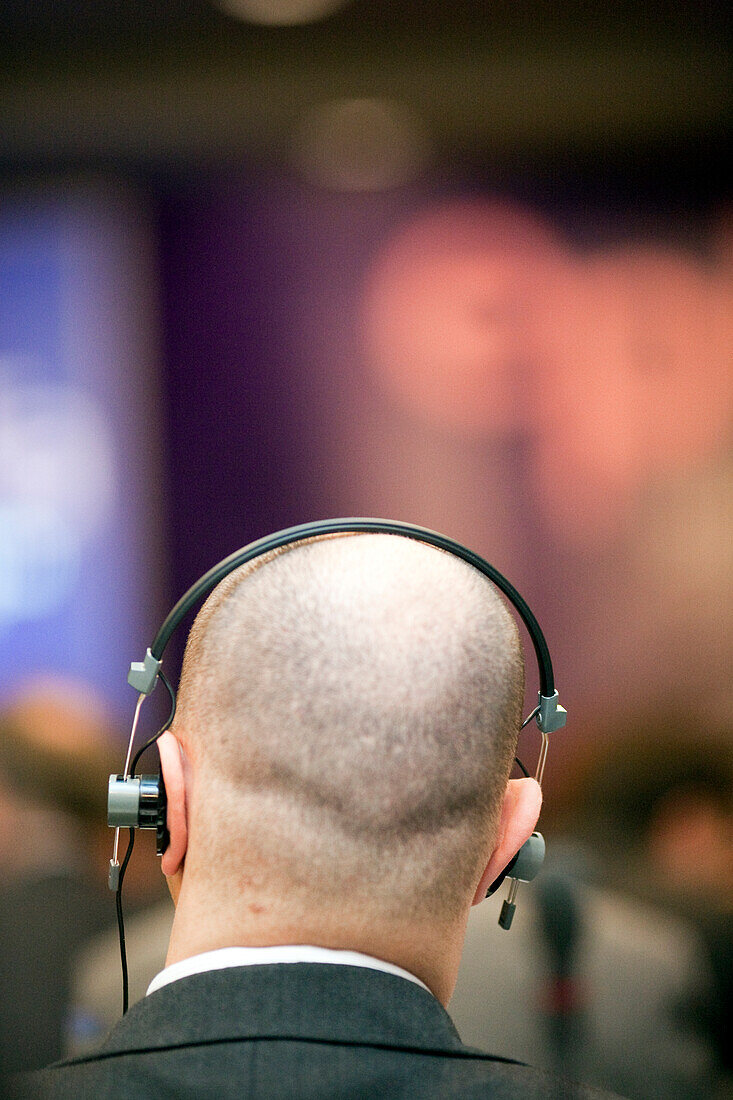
[175,533,524,922]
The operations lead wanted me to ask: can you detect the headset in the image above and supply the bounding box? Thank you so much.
[108,518,566,1012]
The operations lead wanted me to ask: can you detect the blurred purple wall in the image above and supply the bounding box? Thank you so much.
[159,177,319,589]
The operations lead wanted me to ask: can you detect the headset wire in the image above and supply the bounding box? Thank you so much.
[115,669,177,1015]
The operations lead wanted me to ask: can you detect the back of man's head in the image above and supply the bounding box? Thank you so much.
[174,533,524,924]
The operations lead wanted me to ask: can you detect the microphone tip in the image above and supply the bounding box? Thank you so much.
[108,860,120,891]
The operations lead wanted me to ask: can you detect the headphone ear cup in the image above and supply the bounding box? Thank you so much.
[509,831,545,883]
[485,831,546,898]
[156,770,169,856]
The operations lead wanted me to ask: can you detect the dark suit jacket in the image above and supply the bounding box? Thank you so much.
[19,964,621,1098]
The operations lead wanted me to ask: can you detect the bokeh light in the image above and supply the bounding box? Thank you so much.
[360,199,566,433]
[214,0,351,26]
[293,98,429,191]
[535,246,732,544]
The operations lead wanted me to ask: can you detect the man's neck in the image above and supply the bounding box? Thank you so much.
[166,878,467,1007]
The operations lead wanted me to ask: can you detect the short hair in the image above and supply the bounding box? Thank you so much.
[175,533,524,920]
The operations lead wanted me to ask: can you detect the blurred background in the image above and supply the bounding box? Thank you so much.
[0,1,730,1096]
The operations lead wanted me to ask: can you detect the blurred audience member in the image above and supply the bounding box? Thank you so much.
[450,855,719,1100]
[67,899,173,1056]
[0,681,119,1073]
[574,720,733,1087]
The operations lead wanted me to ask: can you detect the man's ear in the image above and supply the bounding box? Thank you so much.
[157,731,188,880]
[472,778,542,906]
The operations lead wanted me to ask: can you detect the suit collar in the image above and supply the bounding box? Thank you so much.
[71,964,469,1062]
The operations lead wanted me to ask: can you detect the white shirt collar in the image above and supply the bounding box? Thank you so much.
[147,944,431,998]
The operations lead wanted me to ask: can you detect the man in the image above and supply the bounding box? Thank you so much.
[23,533,617,1097]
